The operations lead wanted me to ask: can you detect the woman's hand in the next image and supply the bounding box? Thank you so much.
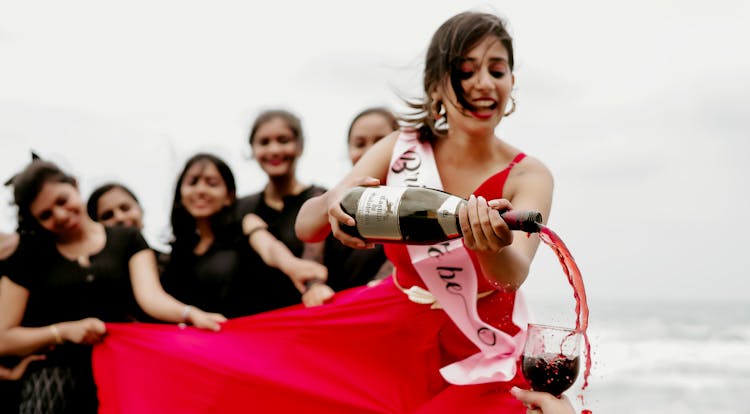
[187,308,227,332]
[510,387,576,414]
[0,354,45,381]
[460,195,514,254]
[282,258,328,294]
[328,176,380,249]
[301,282,335,307]
[58,318,107,345]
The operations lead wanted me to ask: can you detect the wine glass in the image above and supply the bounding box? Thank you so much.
[521,323,581,397]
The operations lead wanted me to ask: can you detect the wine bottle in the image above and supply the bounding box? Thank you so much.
[339,186,543,245]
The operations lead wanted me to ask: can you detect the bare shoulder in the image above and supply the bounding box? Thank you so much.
[504,153,554,205]
[0,232,20,260]
[514,154,553,182]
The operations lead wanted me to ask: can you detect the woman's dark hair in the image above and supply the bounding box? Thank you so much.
[11,160,77,238]
[346,107,400,143]
[87,182,140,221]
[248,109,305,150]
[402,11,514,142]
[169,153,238,250]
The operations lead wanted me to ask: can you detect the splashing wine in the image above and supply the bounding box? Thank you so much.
[537,225,591,391]
[521,322,582,399]
[522,352,581,397]
[339,186,592,409]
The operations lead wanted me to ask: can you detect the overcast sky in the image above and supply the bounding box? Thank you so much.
[1,0,748,311]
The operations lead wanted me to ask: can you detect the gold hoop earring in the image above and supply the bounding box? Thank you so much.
[504,96,516,117]
[431,100,444,120]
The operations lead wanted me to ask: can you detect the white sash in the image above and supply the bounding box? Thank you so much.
[387,131,528,385]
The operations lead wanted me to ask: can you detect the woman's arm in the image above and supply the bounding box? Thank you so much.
[0,277,106,356]
[295,131,397,244]
[242,214,328,294]
[461,158,554,291]
[128,250,226,331]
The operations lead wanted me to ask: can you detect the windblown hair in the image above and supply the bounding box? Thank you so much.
[401,11,514,142]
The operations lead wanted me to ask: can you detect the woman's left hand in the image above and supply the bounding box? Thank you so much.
[188,309,227,332]
[0,354,46,381]
[460,195,513,254]
[301,282,335,307]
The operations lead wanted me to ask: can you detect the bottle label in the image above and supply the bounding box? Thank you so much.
[437,197,463,238]
[356,187,406,240]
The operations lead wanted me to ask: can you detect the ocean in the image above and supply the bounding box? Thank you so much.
[532,299,750,414]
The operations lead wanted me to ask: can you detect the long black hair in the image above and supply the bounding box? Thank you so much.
[169,153,238,252]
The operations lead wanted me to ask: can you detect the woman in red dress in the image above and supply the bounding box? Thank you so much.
[93,11,554,413]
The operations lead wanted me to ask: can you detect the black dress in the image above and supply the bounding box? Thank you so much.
[322,236,389,292]
[0,255,23,413]
[161,222,265,318]
[235,185,326,312]
[5,226,149,414]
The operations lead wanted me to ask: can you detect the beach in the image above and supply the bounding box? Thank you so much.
[537,299,750,414]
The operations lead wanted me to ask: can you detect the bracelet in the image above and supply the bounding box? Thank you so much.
[181,305,193,323]
[49,324,63,345]
[244,224,268,239]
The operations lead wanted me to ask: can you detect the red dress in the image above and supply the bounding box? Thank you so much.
[93,154,529,414]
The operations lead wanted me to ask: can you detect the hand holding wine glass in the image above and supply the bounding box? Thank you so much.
[521,323,582,398]
[510,386,575,414]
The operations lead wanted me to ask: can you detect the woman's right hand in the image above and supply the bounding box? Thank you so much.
[327,176,380,249]
[58,318,107,345]
[187,308,227,332]
[510,387,576,414]
[283,257,329,294]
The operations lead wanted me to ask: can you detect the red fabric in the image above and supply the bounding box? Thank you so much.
[93,279,526,413]
[92,156,529,413]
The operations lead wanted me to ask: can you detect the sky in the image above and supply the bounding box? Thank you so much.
[1,0,749,312]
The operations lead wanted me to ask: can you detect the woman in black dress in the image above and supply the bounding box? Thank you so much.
[237,109,333,310]
[0,160,226,413]
[162,153,327,318]
[86,182,171,276]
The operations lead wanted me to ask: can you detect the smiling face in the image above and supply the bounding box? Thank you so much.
[179,161,233,220]
[30,181,85,237]
[347,112,397,165]
[439,35,514,136]
[251,116,302,178]
[95,187,144,229]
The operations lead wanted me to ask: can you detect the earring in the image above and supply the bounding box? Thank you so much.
[431,100,444,120]
[504,96,516,117]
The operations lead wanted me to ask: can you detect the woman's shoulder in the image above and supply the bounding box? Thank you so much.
[513,153,553,183]
[501,151,554,208]
[0,232,19,260]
